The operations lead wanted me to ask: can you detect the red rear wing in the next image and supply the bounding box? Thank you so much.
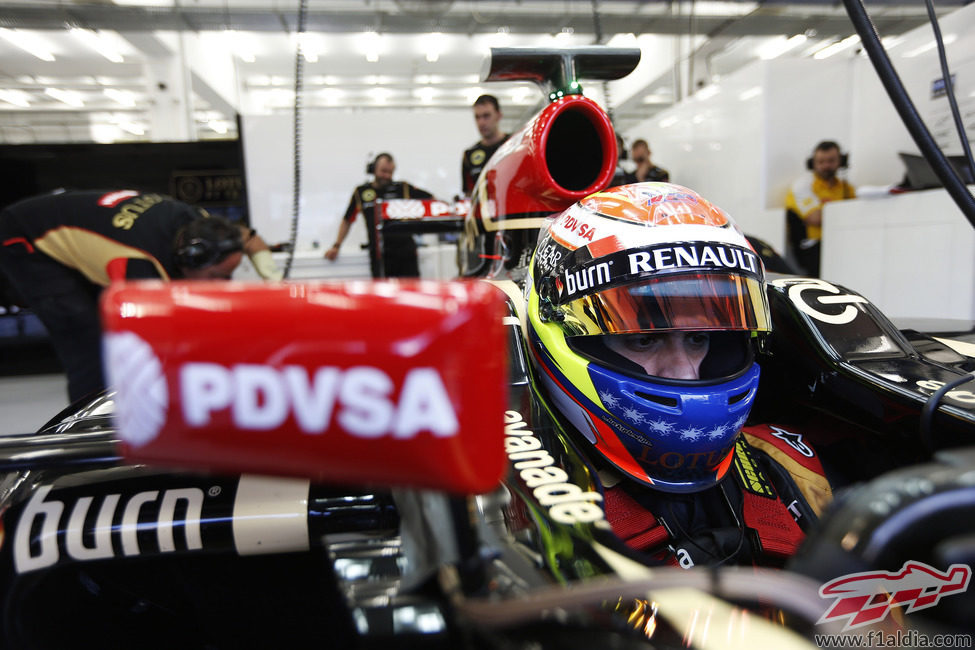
[377,198,469,220]
[100,280,508,494]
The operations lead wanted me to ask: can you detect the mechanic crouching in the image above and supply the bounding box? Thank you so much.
[0,189,282,404]
[524,182,832,567]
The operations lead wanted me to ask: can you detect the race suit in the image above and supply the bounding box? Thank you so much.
[603,423,833,567]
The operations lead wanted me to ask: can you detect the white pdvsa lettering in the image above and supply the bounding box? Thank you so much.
[14,484,204,574]
[180,364,459,438]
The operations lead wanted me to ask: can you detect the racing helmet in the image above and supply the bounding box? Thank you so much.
[525,182,771,493]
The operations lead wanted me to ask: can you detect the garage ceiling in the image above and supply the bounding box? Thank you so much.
[0,0,963,144]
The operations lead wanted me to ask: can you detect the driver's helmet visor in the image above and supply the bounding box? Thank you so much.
[552,272,772,336]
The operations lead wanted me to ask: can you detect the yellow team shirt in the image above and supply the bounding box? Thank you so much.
[785,174,856,241]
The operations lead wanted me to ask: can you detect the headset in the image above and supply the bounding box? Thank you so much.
[806,141,849,170]
[366,152,393,175]
[173,216,244,270]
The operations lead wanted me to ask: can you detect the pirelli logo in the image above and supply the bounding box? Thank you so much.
[733,439,775,498]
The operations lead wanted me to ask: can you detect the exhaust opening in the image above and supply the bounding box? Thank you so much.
[545,109,606,192]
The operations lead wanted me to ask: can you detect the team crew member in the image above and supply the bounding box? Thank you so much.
[627,139,669,183]
[525,182,832,567]
[461,94,509,197]
[785,140,856,276]
[0,189,281,402]
[325,152,433,278]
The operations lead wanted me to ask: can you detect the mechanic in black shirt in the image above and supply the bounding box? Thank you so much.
[461,94,510,197]
[324,152,433,278]
[0,189,280,402]
[627,139,670,183]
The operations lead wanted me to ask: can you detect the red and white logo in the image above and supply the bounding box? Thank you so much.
[98,190,139,207]
[104,331,168,446]
[818,560,971,630]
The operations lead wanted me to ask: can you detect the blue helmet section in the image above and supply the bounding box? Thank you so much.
[586,360,760,492]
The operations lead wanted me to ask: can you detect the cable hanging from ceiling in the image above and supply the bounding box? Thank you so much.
[283,0,308,279]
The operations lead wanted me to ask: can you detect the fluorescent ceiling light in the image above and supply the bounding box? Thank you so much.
[424,31,446,63]
[904,33,956,58]
[45,87,84,107]
[320,88,344,105]
[693,2,758,16]
[659,116,679,128]
[812,34,860,60]
[415,86,436,104]
[0,28,56,61]
[104,88,136,107]
[642,93,671,104]
[0,89,31,108]
[118,121,145,136]
[296,33,324,63]
[91,124,120,144]
[465,87,485,104]
[607,33,638,48]
[70,28,124,63]
[224,30,257,63]
[369,87,392,103]
[758,34,807,60]
[510,86,534,104]
[362,31,383,62]
[695,85,720,100]
[111,0,174,6]
[488,27,510,48]
[738,86,762,101]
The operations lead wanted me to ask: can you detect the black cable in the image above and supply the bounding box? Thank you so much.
[841,0,975,229]
[283,0,308,280]
[664,482,745,567]
[923,0,975,179]
[919,372,975,454]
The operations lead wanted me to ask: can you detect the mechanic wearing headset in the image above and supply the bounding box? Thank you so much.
[525,182,833,567]
[0,189,281,403]
[325,152,433,278]
[785,140,856,277]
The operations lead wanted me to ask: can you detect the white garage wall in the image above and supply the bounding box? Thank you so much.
[241,107,475,253]
[849,4,975,187]
[622,56,856,255]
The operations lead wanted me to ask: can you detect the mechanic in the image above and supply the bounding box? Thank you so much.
[461,94,510,197]
[324,152,433,279]
[785,140,856,277]
[627,139,669,183]
[525,182,833,568]
[0,189,281,403]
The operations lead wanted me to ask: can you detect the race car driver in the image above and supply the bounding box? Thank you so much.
[524,182,833,567]
[0,189,281,403]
